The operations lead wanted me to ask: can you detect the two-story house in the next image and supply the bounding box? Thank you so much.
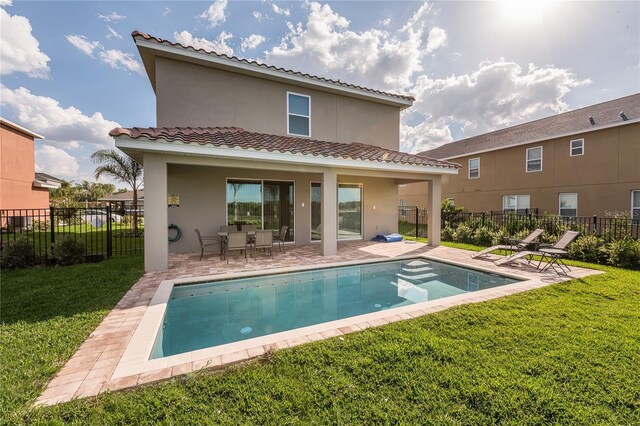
[399,94,640,218]
[110,32,460,272]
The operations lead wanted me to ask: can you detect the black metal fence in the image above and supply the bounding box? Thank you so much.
[1,207,144,263]
[398,206,640,240]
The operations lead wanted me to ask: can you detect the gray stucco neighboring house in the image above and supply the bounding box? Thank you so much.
[110,31,460,272]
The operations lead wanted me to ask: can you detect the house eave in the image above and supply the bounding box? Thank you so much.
[115,137,458,176]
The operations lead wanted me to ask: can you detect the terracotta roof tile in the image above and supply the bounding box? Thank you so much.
[422,93,640,159]
[132,31,415,103]
[109,127,460,170]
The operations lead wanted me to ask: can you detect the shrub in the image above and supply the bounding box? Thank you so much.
[604,238,640,270]
[490,229,509,246]
[441,226,454,242]
[32,219,51,232]
[52,236,85,266]
[1,236,36,269]
[473,226,493,246]
[452,224,474,243]
[568,235,607,264]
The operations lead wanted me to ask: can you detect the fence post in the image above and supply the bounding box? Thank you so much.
[592,215,597,235]
[49,207,55,261]
[106,205,113,258]
[482,212,485,227]
[415,206,419,238]
[528,212,533,229]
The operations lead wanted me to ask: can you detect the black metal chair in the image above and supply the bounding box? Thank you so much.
[273,225,289,253]
[194,229,222,261]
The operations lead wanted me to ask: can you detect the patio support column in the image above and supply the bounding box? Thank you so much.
[144,153,168,271]
[427,177,441,247]
[321,169,337,256]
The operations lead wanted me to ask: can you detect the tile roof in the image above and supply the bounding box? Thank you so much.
[99,190,144,202]
[132,31,415,103]
[110,127,460,170]
[422,93,640,159]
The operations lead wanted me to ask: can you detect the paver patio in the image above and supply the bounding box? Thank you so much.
[35,241,601,406]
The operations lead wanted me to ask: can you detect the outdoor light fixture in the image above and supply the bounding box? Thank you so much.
[588,116,595,125]
[620,112,629,121]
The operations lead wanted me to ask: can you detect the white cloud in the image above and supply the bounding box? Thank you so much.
[425,27,446,53]
[0,84,120,149]
[0,0,13,6]
[265,2,429,91]
[241,34,266,52]
[401,60,591,152]
[199,0,228,27]
[379,17,391,26]
[0,6,50,77]
[401,120,453,154]
[163,7,171,17]
[99,49,144,75]
[35,145,79,179]
[106,25,122,40]
[253,11,263,21]
[97,11,126,22]
[272,3,290,16]
[174,30,234,56]
[66,34,102,57]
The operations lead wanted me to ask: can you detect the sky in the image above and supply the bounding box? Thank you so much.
[1,0,638,186]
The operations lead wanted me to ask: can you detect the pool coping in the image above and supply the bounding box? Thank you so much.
[112,253,560,380]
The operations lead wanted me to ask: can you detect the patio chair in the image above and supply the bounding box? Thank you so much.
[224,231,248,263]
[493,231,580,275]
[253,230,274,258]
[471,228,544,259]
[194,229,222,261]
[274,225,289,253]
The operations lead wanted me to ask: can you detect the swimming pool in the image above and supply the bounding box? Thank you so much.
[151,258,519,359]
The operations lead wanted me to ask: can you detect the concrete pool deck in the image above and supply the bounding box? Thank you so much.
[35,241,603,406]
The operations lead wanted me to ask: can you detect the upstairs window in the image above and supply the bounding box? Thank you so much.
[559,193,578,217]
[468,158,480,179]
[632,190,640,220]
[570,139,584,156]
[526,146,543,172]
[287,92,310,137]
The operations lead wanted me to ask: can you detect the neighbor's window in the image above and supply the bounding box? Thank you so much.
[526,146,543,172]
[287,92,310,137]
[632,190,640,220]
[570,139,584,156]
[559,193,578,217]
[468,157,480,179]
[502,195,530,212]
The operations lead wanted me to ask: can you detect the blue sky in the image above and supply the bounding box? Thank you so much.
[1,1,638,186]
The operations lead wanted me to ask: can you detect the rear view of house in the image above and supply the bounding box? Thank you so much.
[111,32,460,271]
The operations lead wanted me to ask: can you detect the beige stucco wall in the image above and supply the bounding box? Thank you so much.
[155,57,401,150]
[166,164,400,254]
[0,125,49,210]
[399,123,640,216]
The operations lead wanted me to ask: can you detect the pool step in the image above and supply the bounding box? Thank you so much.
[396,272,438,280]
[401,266,433,273]
[406,260,430,267]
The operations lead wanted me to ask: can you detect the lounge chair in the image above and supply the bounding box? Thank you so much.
[195,229,222,261]
[274,225,289,253]
[253,230,274,258]
[471,228,544,259]
[493,230,580,275]
[224,231,248,263]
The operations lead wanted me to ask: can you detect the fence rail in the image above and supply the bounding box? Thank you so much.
[1,207,144,263]
[398,207,640,240]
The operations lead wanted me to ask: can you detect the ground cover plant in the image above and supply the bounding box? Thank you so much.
[2,246,638,424]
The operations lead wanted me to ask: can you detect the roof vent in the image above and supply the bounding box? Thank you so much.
[588,116,595,125]
[620,112,629,121]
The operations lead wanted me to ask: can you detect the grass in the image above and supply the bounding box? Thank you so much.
[2,251,640,424]
[0,256,144,423]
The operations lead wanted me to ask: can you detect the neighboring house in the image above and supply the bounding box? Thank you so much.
[0,118,62,211]
[110,31,460,271]
[98,190,145,214]
[399,94,640,218]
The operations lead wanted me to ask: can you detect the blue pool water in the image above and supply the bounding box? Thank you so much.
[151,258,519,359]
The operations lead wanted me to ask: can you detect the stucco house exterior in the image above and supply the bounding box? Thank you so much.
[110,31,460,272]
[0,118,61,211]
[399,94,640,218]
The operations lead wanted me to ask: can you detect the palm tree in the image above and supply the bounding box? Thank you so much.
[91,149,143,234]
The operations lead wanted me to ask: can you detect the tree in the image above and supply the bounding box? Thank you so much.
[91,149,143,233]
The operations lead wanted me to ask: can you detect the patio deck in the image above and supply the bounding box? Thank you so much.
[35,241,602,406]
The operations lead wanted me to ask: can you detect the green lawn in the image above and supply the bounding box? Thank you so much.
[2,249,640,424]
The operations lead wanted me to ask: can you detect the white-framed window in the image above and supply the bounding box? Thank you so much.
[287,92,310,137]
[570,138,584,156]
[526,146,543,172]
[468,157,480,179]
[400,199,408,216]
[502,195,530,211]
[632,190,640,220]
[559,193,578,217]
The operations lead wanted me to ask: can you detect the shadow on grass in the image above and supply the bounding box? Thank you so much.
[0,255,144,325]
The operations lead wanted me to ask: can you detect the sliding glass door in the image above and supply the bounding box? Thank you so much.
[226,179,294,241]
[338,184,362,240]
[311,182,321,241]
